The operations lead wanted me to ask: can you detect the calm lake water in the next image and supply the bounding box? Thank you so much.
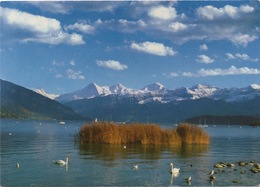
[1,119,260,186]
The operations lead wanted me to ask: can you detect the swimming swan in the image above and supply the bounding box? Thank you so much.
[209,170,214,175]
[53,155,69,166]
[133,164,138,170]
[170,163,180,174]
[186,176,191,182]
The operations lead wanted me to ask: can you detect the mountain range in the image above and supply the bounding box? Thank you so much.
[1,79,259,123]
[52,82,260,123]
[54,82,260,103]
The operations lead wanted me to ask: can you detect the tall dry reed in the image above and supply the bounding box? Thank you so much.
[79,122,210,145]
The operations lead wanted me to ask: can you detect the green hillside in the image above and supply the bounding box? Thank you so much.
[0,79,86,120]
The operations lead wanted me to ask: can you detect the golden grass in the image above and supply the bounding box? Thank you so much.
[79,122,210,145]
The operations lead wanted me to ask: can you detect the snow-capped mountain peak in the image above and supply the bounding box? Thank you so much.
[142,82,165,92]
[110,83,128,94]
[188,84,219,99]
[55,82,260,103]
[82,82,109,96]
[250,84,260,90]
[34,88,59,100]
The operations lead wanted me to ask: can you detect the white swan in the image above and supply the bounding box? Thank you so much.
[53,155,69,166]
[133,164,138,170]
[170,163,180,174]
[209,175,216,180]
[209,170,214,175]
[186,176,191,182]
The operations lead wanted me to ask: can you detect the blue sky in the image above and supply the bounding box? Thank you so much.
[1,1,260,94]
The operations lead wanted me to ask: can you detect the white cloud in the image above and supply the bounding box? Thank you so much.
[197,66,260,76]
[89,3,257,47]
[226,53,259,62]
[196,55,214,64]
[182,72,195,77]
[131,41,176,56]
[148,6,177,20]
[0,7,85,45]
[94,18,146,33]
[28,1,122,14]
[226,53,236,60]
[197,5,254,20]
[69,60,76,66]
[96,60,128,71]
[65,22,95,34]
[181,66,260,77]
[66,69,85,80]
[235,53,250,61]
[28,2,70,14]
[168,22,188,32]
[1,7,61,34]
[192,4,258,46]
[171,66,260,78]
[229,33,257,47]
[199,44,208,51]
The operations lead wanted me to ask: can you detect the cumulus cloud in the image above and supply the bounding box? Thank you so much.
[199,44,208,51]
[197,5,254,20]
[148,5,177,20]
[181,66,260,77]
[96,60,128,71]
[196,55,214,64]
[226,53,259,62]
[229,33,257,47]
[131,41,176,56]
[87,2,257,46]
[65,22,95,34]
[0,7,85,45]
[66,69,85,80]
[168,22,188,32]
[94,18,146,33]
[226,53,236,60]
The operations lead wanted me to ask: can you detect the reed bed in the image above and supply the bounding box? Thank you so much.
[79,122,210,145]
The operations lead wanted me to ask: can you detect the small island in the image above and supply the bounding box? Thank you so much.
[79,122,210,145]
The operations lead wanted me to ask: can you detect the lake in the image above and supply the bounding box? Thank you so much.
[1,119,260,186]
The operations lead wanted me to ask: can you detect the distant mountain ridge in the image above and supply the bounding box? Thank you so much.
[65,94,260,123]
[55,82,260,103]
[59,82,260,123]
[1,79,259,123]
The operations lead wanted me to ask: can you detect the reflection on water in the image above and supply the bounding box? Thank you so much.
[78,143,209,161]
[1,120,260,186]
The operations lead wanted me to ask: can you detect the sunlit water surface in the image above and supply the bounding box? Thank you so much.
[1,119,260,186]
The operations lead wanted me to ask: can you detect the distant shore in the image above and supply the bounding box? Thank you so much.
[186,115,260,126]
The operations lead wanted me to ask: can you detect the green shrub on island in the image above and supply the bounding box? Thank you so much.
[79,122,210,145]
